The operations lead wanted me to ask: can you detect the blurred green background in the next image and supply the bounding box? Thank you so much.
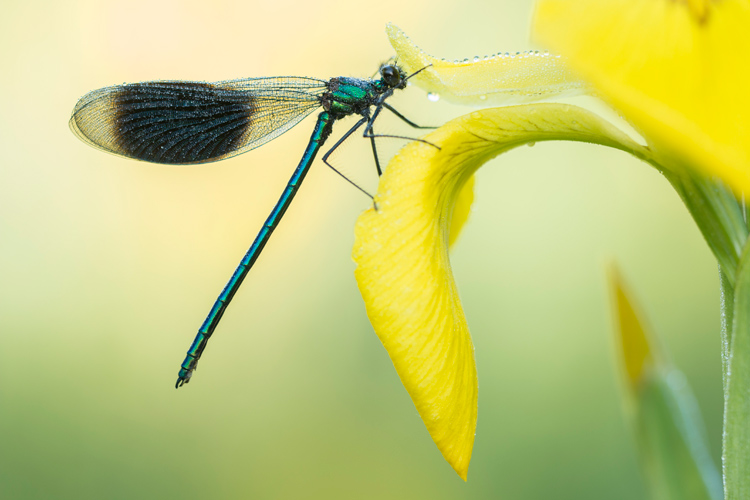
[0,0,722,498]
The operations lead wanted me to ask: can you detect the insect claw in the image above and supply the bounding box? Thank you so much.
[175,368,194,389]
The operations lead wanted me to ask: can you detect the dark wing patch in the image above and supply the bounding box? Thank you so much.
[70,78,325,165]
[114,81,253,164]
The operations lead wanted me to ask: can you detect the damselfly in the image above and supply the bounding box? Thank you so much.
[70,63,433,388]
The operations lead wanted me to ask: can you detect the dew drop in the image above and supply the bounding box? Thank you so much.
[473,56,480,62]
[427,92,440,102]
[527,142,536,147]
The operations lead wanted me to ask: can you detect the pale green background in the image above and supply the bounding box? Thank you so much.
[0,0,722,498]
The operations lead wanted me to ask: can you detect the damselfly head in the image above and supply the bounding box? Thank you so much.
[379,63,407,90]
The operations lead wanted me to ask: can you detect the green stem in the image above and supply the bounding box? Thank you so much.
[719,268,735,392]
[723,240,750,499]
[636,154,749,498]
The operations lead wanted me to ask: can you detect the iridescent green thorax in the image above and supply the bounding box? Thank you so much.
[321,71,403,119]
[321,78,374,118]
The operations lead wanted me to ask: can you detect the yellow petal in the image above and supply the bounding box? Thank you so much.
[608,265,658,391]
[448,174,474,248]
[533,0,750,194]
[353,104,647,479]
[386,23,589,106]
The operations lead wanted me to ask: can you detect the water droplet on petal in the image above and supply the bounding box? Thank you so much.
[427,92,440,102]
[527,142,536,147]
[473,56,480,62]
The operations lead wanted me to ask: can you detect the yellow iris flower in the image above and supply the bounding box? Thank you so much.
[534,0,750,196]
[354,0,750,480]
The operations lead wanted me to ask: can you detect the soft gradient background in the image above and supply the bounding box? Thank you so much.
[0,0,722,498]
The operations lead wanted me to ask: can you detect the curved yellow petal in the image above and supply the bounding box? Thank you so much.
[448,174,474,248]
[533,0,750,193]
[386,23,589,106]
[352,104,647,479]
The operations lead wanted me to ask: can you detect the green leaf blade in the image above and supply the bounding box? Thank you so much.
[610,267,722,500]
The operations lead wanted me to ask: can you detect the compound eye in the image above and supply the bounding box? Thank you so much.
[380,65,401,87]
